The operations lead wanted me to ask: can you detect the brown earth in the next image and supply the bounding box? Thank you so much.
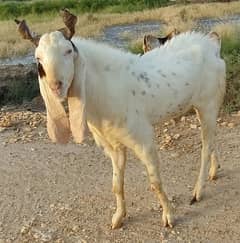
[0,103,240,243]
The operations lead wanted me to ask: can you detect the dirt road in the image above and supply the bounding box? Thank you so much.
[0,107,240,242]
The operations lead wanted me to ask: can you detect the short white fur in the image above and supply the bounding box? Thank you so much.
[36,31,226,228]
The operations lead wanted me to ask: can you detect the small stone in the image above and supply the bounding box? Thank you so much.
[165,135,172,143]
[50,204,55,208]
[181,116,186,122]
[72,225,79,232]
[163,128,168,133]
[20,225,29,234]
[173,134,180,140]
[190,124,197,129]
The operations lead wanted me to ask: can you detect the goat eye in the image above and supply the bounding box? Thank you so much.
[65,49,72,55]
[37,62,46,78]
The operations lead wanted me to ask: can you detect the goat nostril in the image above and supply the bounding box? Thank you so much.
[50,81,63,92]
[55,81,62,89]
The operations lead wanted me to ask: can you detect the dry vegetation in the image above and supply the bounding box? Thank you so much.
[0,1,240,58]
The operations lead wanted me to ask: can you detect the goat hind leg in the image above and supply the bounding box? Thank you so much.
[134,143,174,227]
[209,150,219,180]
[191,106,218,204]
[110,147,126,229]
[195,108,219,182]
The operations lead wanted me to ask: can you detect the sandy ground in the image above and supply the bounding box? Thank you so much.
[0,105,240,243]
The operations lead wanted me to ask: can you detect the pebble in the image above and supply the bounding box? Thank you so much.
[20,225,29,234]
[190,124,197,129]
[181,116,186,122]
[173,134,181,139]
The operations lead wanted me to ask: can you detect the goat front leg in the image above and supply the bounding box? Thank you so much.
[110,147,126,229]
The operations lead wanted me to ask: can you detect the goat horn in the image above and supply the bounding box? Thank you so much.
[58,8,77,40]
[15,19,40,46]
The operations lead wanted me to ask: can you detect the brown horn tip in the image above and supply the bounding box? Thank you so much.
[15,19,40,46]
[59,8,77,39]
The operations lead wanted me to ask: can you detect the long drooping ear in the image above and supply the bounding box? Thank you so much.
[67,55,88,143]
[39,78,71,144]
[58,8,77,40]
[15,19,41,46]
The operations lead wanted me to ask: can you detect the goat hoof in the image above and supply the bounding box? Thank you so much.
[111,222,122,229]
[111,212,124,229]
[190,193,201,205]
[208,168,218,181]
[162,212,174,228]
[190,196,197,205]
[208,174,218,181]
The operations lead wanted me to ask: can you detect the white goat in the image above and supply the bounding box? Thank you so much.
[16,10,226,229]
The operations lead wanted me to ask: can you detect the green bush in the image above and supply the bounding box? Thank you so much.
[0,0,171,20]
[128,40,144,55]
[0,0,78,20]
[221,35,240,112]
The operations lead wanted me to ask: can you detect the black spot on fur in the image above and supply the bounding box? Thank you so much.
[185,82,190,86]
[139,72,150,84]
[131,71,136,76]
[132,90,136,96]
[139,73,145,79]
[37,62,46,78]
[161,73,167,78]
[167,83,171,87]
[141,90,146,95]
